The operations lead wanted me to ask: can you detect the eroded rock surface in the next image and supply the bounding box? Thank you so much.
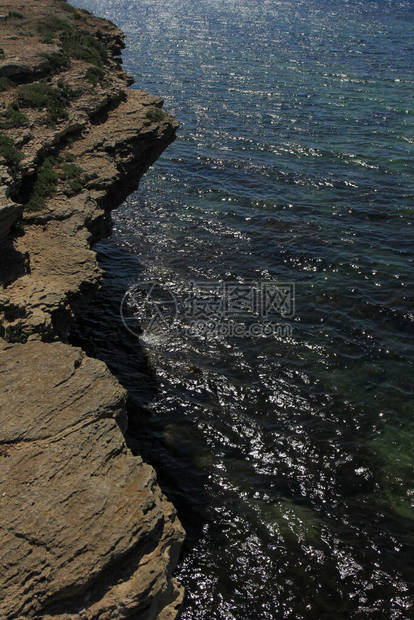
[0,0,177,339]
[0,342,184,619]
[0,0,184,617]
[1,88,177,342]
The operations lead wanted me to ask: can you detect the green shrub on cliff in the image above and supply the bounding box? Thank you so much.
[0,48,5,59]
[57,160,85,196]
[25,157,58,211]
[61,28,107,66]
[145,107,166,122]
[0,102,29,129]
[85,65,104,85]
[0,77,14,91]
[38,29,54,45]
[59,1,84,20]
[38,16,72,44]
[37,15,107,69]
[0,133,23,171]
[18,82,68,127]
[24,155,86,210]
[7,11,24,19]
[3,323,28,344]
[41,51,70,74]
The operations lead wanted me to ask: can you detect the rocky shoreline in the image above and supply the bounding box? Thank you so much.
[0,0,184,617]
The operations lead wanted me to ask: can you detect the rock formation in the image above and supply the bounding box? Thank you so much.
[0,0,184,617]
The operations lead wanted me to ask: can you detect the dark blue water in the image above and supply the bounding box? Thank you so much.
[72,0,414,617]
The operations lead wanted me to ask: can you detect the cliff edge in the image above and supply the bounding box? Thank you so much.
[0,0,184,617]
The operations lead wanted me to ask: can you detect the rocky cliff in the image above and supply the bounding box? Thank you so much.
[0,0,184,617]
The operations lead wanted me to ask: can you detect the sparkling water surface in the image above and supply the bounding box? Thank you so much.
[72,0,414,617]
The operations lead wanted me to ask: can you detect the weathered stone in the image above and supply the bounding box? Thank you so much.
[0,87,177,342]
[0,0,185,617]
[0,342,185,618]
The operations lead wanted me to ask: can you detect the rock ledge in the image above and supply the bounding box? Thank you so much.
[0,342,184,619]
[0,0,184,617]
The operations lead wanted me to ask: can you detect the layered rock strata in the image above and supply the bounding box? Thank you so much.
[0,0,184,617]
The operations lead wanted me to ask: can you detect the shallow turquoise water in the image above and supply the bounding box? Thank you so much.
[72,0,414,617]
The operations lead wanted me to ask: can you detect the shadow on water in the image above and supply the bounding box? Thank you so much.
[67,0,414,611]
[69,239,209,552]
[68,237,414,618]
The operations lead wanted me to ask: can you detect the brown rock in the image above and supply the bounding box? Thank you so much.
[0,342,185,618]
[0,0,185,617]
